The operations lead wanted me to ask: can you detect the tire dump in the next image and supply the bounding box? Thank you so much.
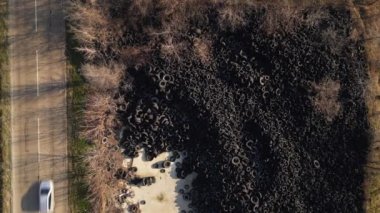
[118,8,369,213]
[71,1,371,212]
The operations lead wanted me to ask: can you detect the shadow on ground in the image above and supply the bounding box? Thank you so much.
[21,181,39,212]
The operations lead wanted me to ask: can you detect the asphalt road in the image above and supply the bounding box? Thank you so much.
[9,0,68,211]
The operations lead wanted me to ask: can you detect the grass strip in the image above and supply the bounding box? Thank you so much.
[66,24,92,213]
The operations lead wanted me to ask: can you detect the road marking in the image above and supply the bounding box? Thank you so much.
[36,50,39,96]
[35,0,37,32]
[37,117,40,163]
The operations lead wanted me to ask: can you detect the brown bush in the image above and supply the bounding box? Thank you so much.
[217,3,249,31]
[193,37,213,64]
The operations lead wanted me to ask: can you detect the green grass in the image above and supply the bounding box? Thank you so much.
[66,24,92,212]
[0,0,10,212]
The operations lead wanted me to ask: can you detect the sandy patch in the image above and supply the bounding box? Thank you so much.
[123,149,197,213]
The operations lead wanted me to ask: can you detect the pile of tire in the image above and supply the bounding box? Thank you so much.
[117,7,370,213]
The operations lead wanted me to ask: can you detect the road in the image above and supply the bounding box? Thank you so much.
[8,0,68,211]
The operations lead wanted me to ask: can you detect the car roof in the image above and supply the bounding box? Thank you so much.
[39,180,53,212]
[39,192,50,212]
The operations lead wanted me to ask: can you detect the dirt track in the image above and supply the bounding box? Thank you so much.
[8,0,68,211]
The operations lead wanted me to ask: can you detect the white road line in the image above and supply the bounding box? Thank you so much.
[37,117,40,163]
[36,50,39,96]
[35,0,37,32]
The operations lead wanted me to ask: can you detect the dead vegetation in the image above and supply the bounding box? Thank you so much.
[81,92,117,142]
[217,2,251,31]
[193,37,213,64]
[85,145,123,212]
[80,90,125,212]
[81,62,125,91]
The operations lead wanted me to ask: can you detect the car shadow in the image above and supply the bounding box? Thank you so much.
[21,181,40,212]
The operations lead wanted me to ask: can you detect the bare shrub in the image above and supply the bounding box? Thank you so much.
[82,62,125,91]
[312,79,341,122]
[146,0,210,41]
[85,145,124,212]
[160,35,189,61]
[81,92,117,143]
[67,1,102,46]
[217,3,248,31]
[193,37,213,64]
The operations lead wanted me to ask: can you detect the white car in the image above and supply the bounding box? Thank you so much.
[39,180,54,213]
